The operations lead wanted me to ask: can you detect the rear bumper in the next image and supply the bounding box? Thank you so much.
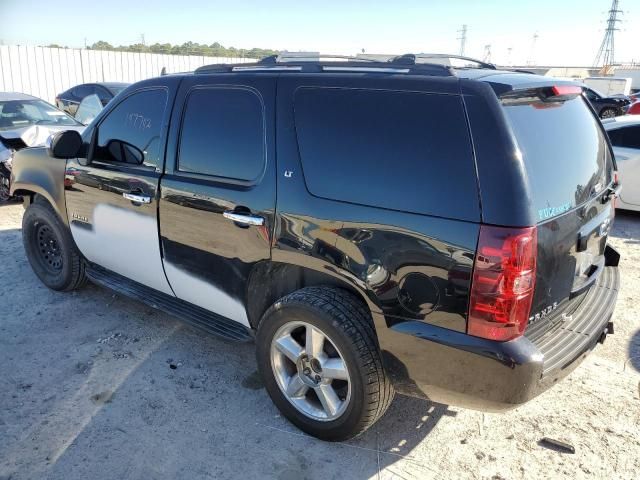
[378,262,619,411]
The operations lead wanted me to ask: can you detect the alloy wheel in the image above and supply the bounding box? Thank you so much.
[270,321,351,421]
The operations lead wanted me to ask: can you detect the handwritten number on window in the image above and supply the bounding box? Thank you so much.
[124,112,151,130]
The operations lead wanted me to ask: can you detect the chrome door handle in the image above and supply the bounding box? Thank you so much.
[223,211,265,226]
[123,192,152,204]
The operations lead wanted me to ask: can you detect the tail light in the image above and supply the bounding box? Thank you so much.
[468,225,537,341]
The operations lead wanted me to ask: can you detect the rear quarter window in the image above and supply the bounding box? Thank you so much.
[293,87,479,220]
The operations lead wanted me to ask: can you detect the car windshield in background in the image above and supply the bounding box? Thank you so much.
[0,99,80,130]
[501,93,611,222]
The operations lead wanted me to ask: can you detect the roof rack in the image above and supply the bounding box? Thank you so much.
[384,53,496,70]
[194,52,453,76]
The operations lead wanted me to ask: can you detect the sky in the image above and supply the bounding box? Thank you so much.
[1,0,638,66]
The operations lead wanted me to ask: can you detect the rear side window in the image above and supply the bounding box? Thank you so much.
[502,94,611,222]
[608,125,640,149]
[178,87,265,182]
[293,87,478,219]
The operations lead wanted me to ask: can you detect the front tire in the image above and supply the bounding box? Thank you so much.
[600,107,617,119]
[256,286,394,441]
[22,199,87,291]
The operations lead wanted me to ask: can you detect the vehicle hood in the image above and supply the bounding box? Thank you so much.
[0,124,85,150]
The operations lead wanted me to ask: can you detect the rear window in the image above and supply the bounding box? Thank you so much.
[293,87,479,220]
[502,93,612,222]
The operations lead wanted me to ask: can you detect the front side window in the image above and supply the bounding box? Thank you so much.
[178,87,265,182]
[95,89,168,169]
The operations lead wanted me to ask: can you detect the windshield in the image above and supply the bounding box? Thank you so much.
[0,99,81,130]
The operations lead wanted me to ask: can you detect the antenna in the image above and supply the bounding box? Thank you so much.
[593,0,622,67]
[482,44,491,63]
[457,25,468,56]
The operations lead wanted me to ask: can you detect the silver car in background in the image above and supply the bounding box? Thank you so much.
[603,116,640,212]
[0,92,84,200]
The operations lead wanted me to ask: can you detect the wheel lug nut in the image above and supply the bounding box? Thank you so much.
[303,368,311,375]
[315,375,321,382]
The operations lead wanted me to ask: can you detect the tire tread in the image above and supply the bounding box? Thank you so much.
[266,286,394,439]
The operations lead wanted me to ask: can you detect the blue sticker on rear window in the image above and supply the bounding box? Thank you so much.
[538,202,572,221]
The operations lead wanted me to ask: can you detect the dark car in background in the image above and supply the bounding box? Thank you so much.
[583,86,631,118]
[55,82,129,116]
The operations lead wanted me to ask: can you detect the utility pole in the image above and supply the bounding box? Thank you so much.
[593,0,622,67]
[457,24,468,56]
[482,44,491,63]
[527,32,539,66]
[140,34,146,46]
[507,47,513,66]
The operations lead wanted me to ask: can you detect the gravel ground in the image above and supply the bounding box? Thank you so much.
[0,202,639,480]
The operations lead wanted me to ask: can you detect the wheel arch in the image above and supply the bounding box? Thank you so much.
[10,148,68,225]
[245,258,381,331]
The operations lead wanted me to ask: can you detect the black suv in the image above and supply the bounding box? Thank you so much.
[11,55,620,441]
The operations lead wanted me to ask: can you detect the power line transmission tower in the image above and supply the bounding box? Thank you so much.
[526,32,538,66]
[593,0,622,67]
[457,25,468,56]
[482,44,491,63]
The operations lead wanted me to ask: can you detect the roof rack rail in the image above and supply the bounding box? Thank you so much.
[194,53,454,76]
[409,53,496,70]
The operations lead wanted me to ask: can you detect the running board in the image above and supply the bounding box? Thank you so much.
[86,264,253,342]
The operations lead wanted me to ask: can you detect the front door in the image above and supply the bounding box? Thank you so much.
[159,76,276,327]
[65,81,178,295]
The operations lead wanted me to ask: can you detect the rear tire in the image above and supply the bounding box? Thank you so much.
[256,286,394,441]
[22,199,87,291]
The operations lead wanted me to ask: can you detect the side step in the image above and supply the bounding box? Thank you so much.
[86,264,253,342]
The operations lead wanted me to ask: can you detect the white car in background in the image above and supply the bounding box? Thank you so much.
[603,116,640,212]
[0,92,84,200]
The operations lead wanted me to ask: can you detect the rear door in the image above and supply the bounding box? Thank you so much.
[608,124,640,206]
[500,88,615,330]
[65,79,179,295]
[158,75,276,327]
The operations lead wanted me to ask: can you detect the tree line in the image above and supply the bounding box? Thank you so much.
[46,41,278,59]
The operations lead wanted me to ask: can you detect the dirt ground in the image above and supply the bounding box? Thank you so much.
[0,202,639,480]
